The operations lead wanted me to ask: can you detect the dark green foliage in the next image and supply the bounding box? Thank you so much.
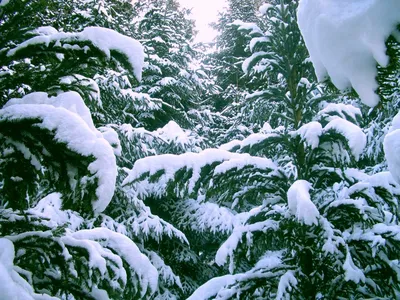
[135,4,206,129]
[127,1,400,299]
[0,0,191,298]
[1,0,400,299]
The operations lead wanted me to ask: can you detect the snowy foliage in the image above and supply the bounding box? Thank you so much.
[298,0,400,107]
[185,1,400,298]
[287,180,319,226]
[1,0,400,298]
[0,0,191,298]
[6,26,144,81]
[385,112,400,185]
[0,238,58,300]
[1,91,117,213]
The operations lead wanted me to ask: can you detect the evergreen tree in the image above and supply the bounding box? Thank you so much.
[125,1,400,298]
[361,37,400,172]
[0,0,189,298]
[133,1,208,130]
[2,0,400,299]
[207,0,260,112]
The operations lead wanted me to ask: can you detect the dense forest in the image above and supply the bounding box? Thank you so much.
[1,0,400,299]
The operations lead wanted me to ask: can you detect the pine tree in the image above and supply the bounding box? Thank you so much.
[132,1,209,130]
[361,37,400,172]
[0,0,188,298]
[207,0,261,113]
[2,0,400,299]
[124,1,400,298]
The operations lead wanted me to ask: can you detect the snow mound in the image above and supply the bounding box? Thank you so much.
[4,91,99,135]
[7,26,144,81]
[292,117,365,157]
[298,0,400,107]
[0,238,57,300]
[29,193,84,231]
[242,51,269,74]
[293,121,323,149]
[68,228,158,297]
[231,20,263,35]
[214,155,276,176]
[324,118,366,160]
[187,274,236,300]
[318,103,361,122]
[219,132,280,152]
[249,36,269,52]
[180,200,237,234]
[287,180,319,226]
[219,139,242,151]
[31,26,59,36]
[343,251,365,284]
[60,74,101,104]
[277,271,298,300]
[259,3,273,15]
[189,251,284,300]
[156,121,193,146]
[123,149,276,197]
[261,122,273,134]
[215,219,279,271]
[1,92,117,213]
[98,126,122,156]
[384,112,400,185]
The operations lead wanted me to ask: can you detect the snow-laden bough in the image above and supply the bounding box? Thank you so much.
[287,180,319,226]
[298,0,400,107]
[7,26,144,81]
[0,92,117,213]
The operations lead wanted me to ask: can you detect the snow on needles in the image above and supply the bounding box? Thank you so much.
[298,0,400,107]
[259,3,273,15]
[0,238,57,300]
[7,26,144,81]
[384,111,400,185]
[293,118,366,159]
[187,274,237,300]
[123,149,277,197]
[1,92,117,213]
[324,118,366,160]
[0,0,10,6]
[293,121,323,149]
[69,228,158,297]
[287,180,319,226]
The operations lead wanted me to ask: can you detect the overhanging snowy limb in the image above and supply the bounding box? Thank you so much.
[3,26,144,82]
[123,148,279,201]
[297,0,400,107]
[0,91,117,213]
[385,112,400,186]
[0,238,58,300]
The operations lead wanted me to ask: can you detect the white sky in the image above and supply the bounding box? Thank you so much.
[179,0,227,43]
